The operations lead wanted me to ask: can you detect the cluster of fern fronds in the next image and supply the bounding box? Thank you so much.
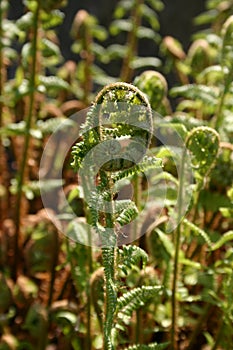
[0,0,232,349]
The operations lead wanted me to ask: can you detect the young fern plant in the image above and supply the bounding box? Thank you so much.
[1,0,68,279]
[194,0,233,34]
[170,14,233,131]
[71,82,164,349]
[109,0,163,81]
[70,9,112,104]
[0,0,13,233]
[171,126,220,350]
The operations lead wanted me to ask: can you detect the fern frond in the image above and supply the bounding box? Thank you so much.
[80,104,101,135]
[153,228,174,257]
[170,84,218,108]
[116,285,162,322]
[71,141,88,170]
[90,268,104,331]
[37,118,75,135]
[137,27,159,41]
[158,122,187,140]
[183,218,212,247]
[211,230,233,251]
[101,124,147,140]
[122,342,169,350]
[110,19,132,35]
[221,16,233,71]
[118,245,148,275]
[115,200,138,226]
[31,179,64,197]
[95,82,152,134]
[141,4,160,30]
[0,121,42,139]
[134,70,167,111]
[112,156,163,183]
[194,9,218,26]
[171,113,206,130]
[185,126,220,181]
[197,65,225,84]
[151,171,179,186]
[38,75,69,91]
[87,190,101,229]
[146,0,164,12]
[223,273,233,323]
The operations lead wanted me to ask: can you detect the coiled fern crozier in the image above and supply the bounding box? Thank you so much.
[71,82,163,349]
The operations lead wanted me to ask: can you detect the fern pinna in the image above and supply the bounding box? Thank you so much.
[71,82,164,349]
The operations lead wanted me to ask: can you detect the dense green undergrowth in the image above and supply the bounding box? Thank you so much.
[0,0,232,349]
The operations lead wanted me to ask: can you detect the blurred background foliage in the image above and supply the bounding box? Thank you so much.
[0,0,232,349]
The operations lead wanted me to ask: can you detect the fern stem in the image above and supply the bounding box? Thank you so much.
[211,318,224,350]
[171,148,187,350]
[102,246,116,350]
[13,0,40,279]
[81,174,93,350]
[83,25,93,105]
[213,88,227,130]
[98,168,117,350]
[86,226,93,350]
[0,0,4,129]
[214,73,231,130]
[86,278,92,350]
[47,229,59,307]
[186,304,212,350]
[133,174,143,344]
[0,0,7,231]
[132,174,141,242]
[171,232,180,349]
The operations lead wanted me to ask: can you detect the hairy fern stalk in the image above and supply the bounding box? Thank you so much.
[71,82,163,349]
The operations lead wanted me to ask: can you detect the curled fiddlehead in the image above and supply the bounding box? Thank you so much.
[185,126,220,184]
[95,82,153,171]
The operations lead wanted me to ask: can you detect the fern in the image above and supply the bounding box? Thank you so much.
[72,80,158,180]
[116,285,162,321]
[223,273,233,323]
[134,70,168,113]
[122,343,168,350]
[0,121,42,139]
[112,156,163,183]
[183,218,212,248]
[87,190,139,233]
[185,126,220,182]
[115,200,139,227]
[158,122,188,141]
[79,104,101,135]
[102,246,117,350]
[197,65,225,84]
[36,117,75,135]
[70,9,109,102]
[151,171,179,186]
[170,84,218,108]
[221,16,233,72]
[169,113,206,130]
[213,16,233,129]
[22,179,63,200]
[38,75,69,92]
[71,82,157,349]
[153,228,174,258]
[110,0,163,80]
[194,9,219,27]
[90,268,104,331]
[118,245,148,275]
[211,230,233,250]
